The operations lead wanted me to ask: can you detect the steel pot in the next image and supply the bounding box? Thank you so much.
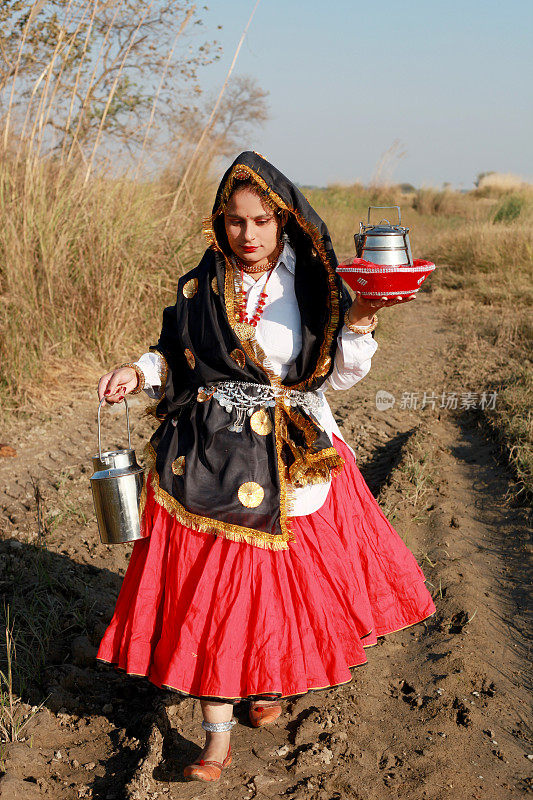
[90,398,147,544]
[354,206,413,266]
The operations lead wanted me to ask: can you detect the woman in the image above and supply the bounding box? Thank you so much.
[96,151,436,782]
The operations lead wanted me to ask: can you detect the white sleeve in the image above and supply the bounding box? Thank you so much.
[134,352,166,399]
[322,329,379,391]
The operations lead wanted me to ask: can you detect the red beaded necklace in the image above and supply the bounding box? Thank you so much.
[237,264,275,330]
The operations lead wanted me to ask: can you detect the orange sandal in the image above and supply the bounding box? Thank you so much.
[249,701,283,727]
[183,744,232,781]
[183,718,235,782]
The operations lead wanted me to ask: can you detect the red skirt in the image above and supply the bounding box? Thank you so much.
[96,434,436,700]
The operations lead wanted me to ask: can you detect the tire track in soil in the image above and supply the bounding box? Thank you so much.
[0,296,531,799]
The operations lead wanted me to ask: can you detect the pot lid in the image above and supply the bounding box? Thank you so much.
[363,221,407,234]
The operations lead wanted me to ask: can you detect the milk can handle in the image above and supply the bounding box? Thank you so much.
[367,206,401,225]
[97,397,132,460]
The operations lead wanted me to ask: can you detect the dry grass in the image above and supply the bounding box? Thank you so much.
[0,607,46,743]
[0,0,242,419]
[426,218,532,499]
[0,156,214,417]
[411,187,488,219]
[426,221,533,274]
[476,172,529,196]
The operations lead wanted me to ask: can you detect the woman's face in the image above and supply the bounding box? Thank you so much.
[223,188,280,266]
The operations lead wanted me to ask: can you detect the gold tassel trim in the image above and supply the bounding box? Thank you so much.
[273,403,296,545]
[202,216,216,247]
[143,402,161,420]
[219,165,291,213]
[282,403,322,447]
[289,204,341,387]
[138,468,148,521]
[277,408,345,488]
[144,443,291,551]
[288,446,344,488]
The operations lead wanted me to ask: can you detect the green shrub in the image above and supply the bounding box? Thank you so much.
[493,194,525,224]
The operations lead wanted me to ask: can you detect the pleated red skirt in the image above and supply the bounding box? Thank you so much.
[96,434,436,700]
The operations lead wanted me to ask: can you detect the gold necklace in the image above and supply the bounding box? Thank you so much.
[234,241,283,274]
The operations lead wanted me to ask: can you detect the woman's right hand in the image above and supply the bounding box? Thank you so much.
[98,367,139,404]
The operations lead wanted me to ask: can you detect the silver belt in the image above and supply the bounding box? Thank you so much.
[196,380,323,433]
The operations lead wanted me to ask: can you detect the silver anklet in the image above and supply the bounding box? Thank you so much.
[201,718,237,732]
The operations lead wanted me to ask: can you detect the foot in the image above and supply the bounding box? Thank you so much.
[184,732,232,782]
[199,731,231,764]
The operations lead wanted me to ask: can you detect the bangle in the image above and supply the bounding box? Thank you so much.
[344,309,378,334]
[118,362,145,394]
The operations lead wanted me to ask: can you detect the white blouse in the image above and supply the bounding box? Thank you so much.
[135,241,378,517]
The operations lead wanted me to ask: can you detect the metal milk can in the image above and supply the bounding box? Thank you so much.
[90,398,147,544]
[354,206,413,265]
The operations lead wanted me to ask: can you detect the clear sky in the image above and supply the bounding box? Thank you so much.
[197,0,532,188]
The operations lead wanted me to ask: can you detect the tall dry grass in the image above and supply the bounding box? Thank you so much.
[0,2,222,417]
[0,1,265,419]
[0,156,214,416]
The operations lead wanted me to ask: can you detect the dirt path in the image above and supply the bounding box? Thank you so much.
[0,295,531,800]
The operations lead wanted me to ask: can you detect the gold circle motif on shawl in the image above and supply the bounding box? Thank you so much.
[238,481,264,508]
[171,456,185,476]
[182,278,198,298]
[211,276,220,295]
[250,409,272,436]
[184,348,195,369]
[230,348,246,369]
